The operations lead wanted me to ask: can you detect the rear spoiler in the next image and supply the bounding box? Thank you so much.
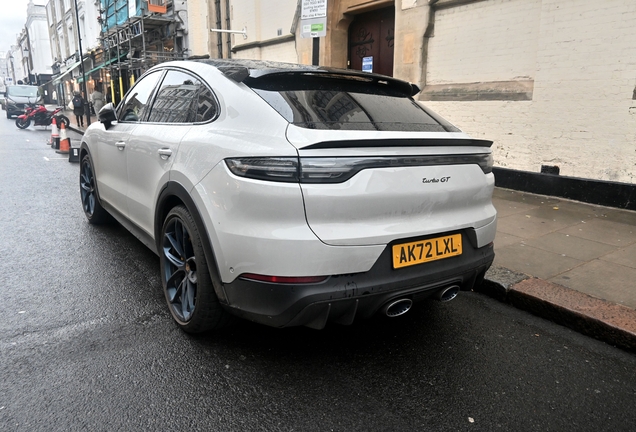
[299,138,494,150]
[218,66,421,97]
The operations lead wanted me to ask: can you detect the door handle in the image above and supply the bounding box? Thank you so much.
[158,148,173,160]
[115,141,126,150]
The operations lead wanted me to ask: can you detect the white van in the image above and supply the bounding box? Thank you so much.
[4,85,42,119]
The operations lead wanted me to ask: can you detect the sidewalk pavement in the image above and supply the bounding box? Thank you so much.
[62,107,96,134]
[57,110,636,352]
[482,188,636,352]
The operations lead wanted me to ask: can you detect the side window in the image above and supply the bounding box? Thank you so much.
[147,70,218,123]
[195,84,218,123]
[118,71,163,122]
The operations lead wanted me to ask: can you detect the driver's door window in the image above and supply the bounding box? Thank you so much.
[118,71,163,122]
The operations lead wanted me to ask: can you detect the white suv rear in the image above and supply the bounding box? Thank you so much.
[79,60,496,332]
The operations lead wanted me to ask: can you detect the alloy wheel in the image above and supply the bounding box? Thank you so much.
[80,160,96,216]
[162,217,197,322]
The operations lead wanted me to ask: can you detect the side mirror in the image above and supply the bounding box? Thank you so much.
[98,103,117,129]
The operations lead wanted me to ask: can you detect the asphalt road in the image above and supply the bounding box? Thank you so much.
[1,117,635,432]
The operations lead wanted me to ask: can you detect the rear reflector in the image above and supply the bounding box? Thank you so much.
[239,273,328,284]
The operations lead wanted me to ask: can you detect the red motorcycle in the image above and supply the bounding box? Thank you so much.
[15,103,70,130]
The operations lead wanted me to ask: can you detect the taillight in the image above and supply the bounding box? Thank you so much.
[480,153,494,174]
[239,273,328,284]
[226,153,493,183]
[225,157,299,182]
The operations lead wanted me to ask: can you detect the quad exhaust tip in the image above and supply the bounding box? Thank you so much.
[436,285,460,302]
[382,298,413,318]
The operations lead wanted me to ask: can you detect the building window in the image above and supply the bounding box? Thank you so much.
[46,3,53,27]
[68,25,76,55]
[55,0,62,22]
[58,26,66,58]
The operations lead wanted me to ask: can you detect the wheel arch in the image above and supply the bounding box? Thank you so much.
[155,182,229,304]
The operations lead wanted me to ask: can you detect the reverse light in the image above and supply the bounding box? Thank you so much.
[239,273,329,284]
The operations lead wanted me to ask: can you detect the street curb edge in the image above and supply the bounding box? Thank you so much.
[480,267,636,353]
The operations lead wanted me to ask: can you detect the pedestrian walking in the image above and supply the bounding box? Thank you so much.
[72,91,85,127]
[91,86,104,115]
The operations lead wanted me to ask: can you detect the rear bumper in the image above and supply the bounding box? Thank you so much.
[221,231,494,329]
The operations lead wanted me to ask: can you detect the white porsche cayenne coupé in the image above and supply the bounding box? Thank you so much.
[79,60,496,333]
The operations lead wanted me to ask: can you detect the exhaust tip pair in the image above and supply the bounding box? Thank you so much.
[382,285,461,318]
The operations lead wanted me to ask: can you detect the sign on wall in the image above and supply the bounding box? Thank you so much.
[301,0,327,38]
[362,56,373,73]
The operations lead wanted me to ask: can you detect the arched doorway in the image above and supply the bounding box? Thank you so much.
[348,7,395,77]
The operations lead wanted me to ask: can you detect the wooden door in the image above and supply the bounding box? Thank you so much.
[348,7,395,77]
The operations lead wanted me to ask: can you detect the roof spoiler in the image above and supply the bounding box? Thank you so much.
[218,66,250,82]
[218,65,423,97]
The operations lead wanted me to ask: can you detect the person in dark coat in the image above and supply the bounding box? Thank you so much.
[72,91,85,127]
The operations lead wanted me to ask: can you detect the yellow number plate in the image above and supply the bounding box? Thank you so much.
[392,234,462,269]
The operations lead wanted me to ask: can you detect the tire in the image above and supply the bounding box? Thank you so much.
[160,205,232,333]
[80,155,109,224]
[56,115,70,129]
[15,117,30,129]
[6,111,11,119]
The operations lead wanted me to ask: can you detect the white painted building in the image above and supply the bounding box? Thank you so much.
[77,0,102,52]
[46,0,101,65]
[185,0,209,57]
[422,0,636,185]
[230,0,298,62]
[217,0,636,185]
[25,0,54,79]
[45,0,102,105]
[185,0,298,61]
[7,45,26,85]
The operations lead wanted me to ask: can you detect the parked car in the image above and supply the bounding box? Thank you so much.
[4,85,42,119]
[79,60,497,333]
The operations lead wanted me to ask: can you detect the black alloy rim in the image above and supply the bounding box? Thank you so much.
[162,218,197,322]
[80,161,96,216]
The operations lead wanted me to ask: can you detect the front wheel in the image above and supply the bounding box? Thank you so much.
[80,155,109,224]
[160,205,232,333]
[15,117,30,129]
[56,115,69,129]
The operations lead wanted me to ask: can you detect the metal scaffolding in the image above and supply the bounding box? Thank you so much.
[99,1,185,104]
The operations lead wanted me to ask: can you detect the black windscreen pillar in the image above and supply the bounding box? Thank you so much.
[312,37,319,66]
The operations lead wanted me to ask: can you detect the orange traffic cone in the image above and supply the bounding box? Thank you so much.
[49,117,59,147]
[56,122,70,154]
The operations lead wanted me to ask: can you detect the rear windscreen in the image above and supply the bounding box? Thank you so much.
[248,75,460,132]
